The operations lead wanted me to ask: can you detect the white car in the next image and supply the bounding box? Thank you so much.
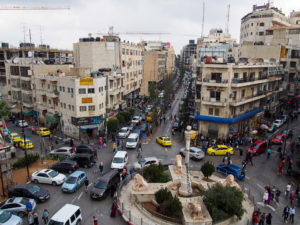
[133,157,160,170]
[118,127,130,138]
[111,151,128,169]
[179,147,205,160]
[273,119,284,128]
[31,169,66,186]
[0,210,22,225]
[131,116,142,124]
[16,120,28,128]
[49,147,73,157]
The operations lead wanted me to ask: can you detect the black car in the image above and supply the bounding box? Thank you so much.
[51,160,79,174]
[8,184,50,202]
[69,153,95,168]
[75,144,97,157]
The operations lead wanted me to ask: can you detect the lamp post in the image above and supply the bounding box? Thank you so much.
[20,103,30,181]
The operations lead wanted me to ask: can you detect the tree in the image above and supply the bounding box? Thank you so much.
[121,111,131,122]
[155,188,172,204]
[0,101,11,121]
[143,164,170,183]
[107,118,119,132]
[155,188,183,217]
[201,161,215,179]
[149,82,157,103]
[203,183,245,222]
[117,114,125,124]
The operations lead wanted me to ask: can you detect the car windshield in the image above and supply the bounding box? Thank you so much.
[164,138,170,141]
[138,159,146,165]
[253,145,260,149]
[275,120,281,123]
[113,157,123,163]
[127,138,136,143]
[20,198,29,205]
[65,176,77,184]
[94,180,108,189]
[48,220,64,225]
[48,171,59,178]
[29,185,40,194]
[275,135,282,140]
[25,141,31,144]
[0,211,12,223]
[120,129,127,133]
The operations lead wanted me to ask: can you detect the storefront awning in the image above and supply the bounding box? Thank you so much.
[24,110,34,116]
[80,125,98,130]
[46,113,60,125]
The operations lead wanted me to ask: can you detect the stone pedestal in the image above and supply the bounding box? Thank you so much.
[179,171,192,196]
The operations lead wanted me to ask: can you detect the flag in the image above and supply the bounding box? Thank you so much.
[2,119,13,144]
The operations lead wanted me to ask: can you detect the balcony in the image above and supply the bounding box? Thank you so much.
[23,101,34,108]
[10,74,20,78]
[201,78,229,87]
[46,91,59,98]
[21,89,32,95]
[229,92,266,106]
[11,86,21,91]
[231,77,268,87]
[201,97,227,106]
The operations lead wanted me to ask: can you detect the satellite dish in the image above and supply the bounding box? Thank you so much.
[12,57,19,64]
[28,51,33,57]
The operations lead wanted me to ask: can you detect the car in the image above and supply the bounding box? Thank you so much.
[248,140,267,156]
[128,123,135,131]
[272,133,286,144]
[48,204,82,225]
[118,127,130,138]
[19,139,34,149]
[16,120,28,128]
[0,210,23,225]
[216,164,245,180]
[273,119,284,128]
[69,153,95,168]
[179,147,205,160]
[90,169,120,200]
[111,151,128,170]
[49,147,73,157]
[8,184,50,202]
[207,145,234,156]
[75,144,96,157]
[61,171,87,193]
[10,133,22,144]
[146,112,153,122]
[131,116,142,125]
[156,136,172,147]
[268,124,276,133]
[133,157,160,170]
[172,121,180,131]
[126,133,139,149]
[139,123,148,133]
[36,127,51,136]
[280,115,288,123]
[31,169,66,186]
[133,129,142,138]
[0,197,36,217]
[51,160,79,174]
[282,129,293,138]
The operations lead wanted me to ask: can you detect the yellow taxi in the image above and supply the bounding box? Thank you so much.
[207,145,234,156]
[156,136,172,147]
[146,112,153,122]
[36,127,51,136]
[19,139,34,149]
[10,133,22,143]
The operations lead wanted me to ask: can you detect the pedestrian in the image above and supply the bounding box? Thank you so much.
[117,138,120,147]
[259,212,265,225]
[149,124,152,134]
[42,209,49,225]
[253,212,259,225]
[289,206,295,224]
[112,142,116,153]
[121,140,125,150]
[286,183,291,199]
[290,191,295,206]
[28,212,34,225]
[99,162,104,175]
[238,145,243,156]
[70,138,74,147]
[26,199,33,212]
[93,161,98,173]
[84,179,89,193]
[249,150,253,166]
[137,147,142,159]
[122,167,127,180]
[110,201,117,217]
[278,161,283,175]
[130,167,134,179]
[93,216,98,225]
[265,213,272,225]
[34,212,39,225]
[163,115,166,123]
[98,138,102,150]
[263,190,269,205]
[283,205,289,223]
[172,128,175,136]
[267,148,271,159]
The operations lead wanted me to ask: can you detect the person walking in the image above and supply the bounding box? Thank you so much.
[93,216,98,225]
[283,205,289,223]
[265,213,272,225]
[286,183,291,199]
[84,179,89,193]
[42,209,49,225]
[249,150,253,166]
[278,161,284,175]
[253,212,259,225]
[275,189,281,203]
[33,212,39,225]
[28,212,34,225]
[289,206,295,224]
[290,191,295,206]
[99,162,104,175]
[267,148,271,159]
[112,142,116,153]
[263,190,269,205]
[26,199,33,213]
[238,145,243,156]
[259,212,265,225]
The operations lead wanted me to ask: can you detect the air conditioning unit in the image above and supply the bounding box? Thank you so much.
[28,70,33,76]
[210,98,216,102]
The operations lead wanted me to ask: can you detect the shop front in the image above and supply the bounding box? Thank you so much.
[71,116,101,139]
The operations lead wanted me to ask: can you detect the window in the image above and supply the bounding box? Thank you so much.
[10,66,19,75]
[64,103,66,108]
[215,108,219,116]
[48,100,51,104]
[122,60,125,67]
[60,103,63,107]
[75,209,81,218]
[68,104,71,110]
[126,49,129,55]
[70,214,75,223]
[79,106,86,111]
[241,90,245,98]
[240,105,244,112]
[88,105,95,111]
[71,88,74,94]
[59,86,62,91]
[78,88,86,94]
[62,87,65,92]
[88,88,95,94]
[209,108,213,115]
[72,105,74,111]
[251,23,253,26]
[234,73,239,78]
[48,84,50,89]
[260,22,264,26]
[210,91,221,101]
[122,48,125,54]
[259,32,264,36]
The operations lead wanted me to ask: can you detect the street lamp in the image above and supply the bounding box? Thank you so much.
[20,103,30,181]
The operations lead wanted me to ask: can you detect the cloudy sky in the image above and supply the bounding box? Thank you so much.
[0,0,299,53]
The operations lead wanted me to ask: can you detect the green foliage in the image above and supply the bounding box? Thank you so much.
[117,114,125,124]
[128,108,135,116]
[155,188,172,204]
[121,111,131,121]
[44,154,67,161]
[203,183,245,222]
[107,118,119,132]
[201,161,215,179]
[0,101,11,121]
[165,195,182,216]
[149,82,157,103]
[143,164,170,183]
[12,153,39,168]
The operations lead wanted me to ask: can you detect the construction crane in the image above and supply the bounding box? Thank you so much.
[0,5,70,10]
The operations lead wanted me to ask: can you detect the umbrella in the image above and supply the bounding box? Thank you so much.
[250,130,258,134]
[260,124,269,130]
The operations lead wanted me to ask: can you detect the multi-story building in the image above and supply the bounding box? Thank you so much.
[73,36,143,106]
[181,40,197,69]
[194,62,284,138]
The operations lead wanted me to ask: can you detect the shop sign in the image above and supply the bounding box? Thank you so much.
[80,77,93,85]
[82,98,93,103]
[71,116,100,126]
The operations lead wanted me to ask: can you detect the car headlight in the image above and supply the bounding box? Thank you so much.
[39,196,45,199]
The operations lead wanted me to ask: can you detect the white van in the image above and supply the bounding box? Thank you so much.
[111,151,128,169]
[126,133,139,149]
[48,204,82,225]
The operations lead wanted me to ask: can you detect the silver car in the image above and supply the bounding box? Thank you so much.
[179,147,205,160]
[133,157,160,170]
[49,147,73,157]
[0,210,22,225]
[0,197,36,217]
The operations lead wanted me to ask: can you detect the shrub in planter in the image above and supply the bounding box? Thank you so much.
[12,153,39,168]
[121,111,131,122]
[201,161,215,179]
[155,188,172,204]
[128,108,135,116]
[143,164,170,183]
[155,188,183,217]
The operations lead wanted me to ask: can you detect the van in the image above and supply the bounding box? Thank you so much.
[111,151,128,170]
[48,204,82,225]
[126,133,139,149]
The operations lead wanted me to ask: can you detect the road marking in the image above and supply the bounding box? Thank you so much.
[142,142,149,145]
[257,202,276,211]
[245,176,250,180]
[257,183,265,190]
[88,183,93,187]
[77,192,83,200]
[71,195,77,204]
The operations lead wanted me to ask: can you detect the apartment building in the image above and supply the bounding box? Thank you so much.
[73,36,143,106]
[195,62,284,138]
[181,40,197,69]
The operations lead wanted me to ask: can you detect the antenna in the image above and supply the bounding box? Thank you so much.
[22,23,26,43]
[201,1,205,37]
[225,4,230,35]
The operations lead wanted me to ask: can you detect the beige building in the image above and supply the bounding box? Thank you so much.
[195,62,284,138]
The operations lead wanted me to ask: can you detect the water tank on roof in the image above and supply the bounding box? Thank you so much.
[1,43,9,48]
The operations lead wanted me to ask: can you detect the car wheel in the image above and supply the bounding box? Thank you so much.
[34,179,39,184]
[52,181,57,186]
[211,153,215,156]
[18,211,26,217]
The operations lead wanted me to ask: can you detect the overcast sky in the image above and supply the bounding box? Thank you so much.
[0,0,299,53]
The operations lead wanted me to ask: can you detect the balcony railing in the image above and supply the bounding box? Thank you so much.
[202,78,228,84]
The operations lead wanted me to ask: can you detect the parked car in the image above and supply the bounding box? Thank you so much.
[133,129,142,138]
[207,145,234,156]
[48,204,82,225]
[111,151,128,170]
[75,144,96,157]
[49,147,73,157]
[69,154,95,168]
[139,123,148,133]
[280,115,288,123]
[272,133,286,144]
[51,160,79,174]
[248,140,267,156]
[16,120,28,128]
[10,133,22,144]
[31,169,66,186]
[8,184,50,202]
[61,171,87,193]
[156,136,172,147]
[216,164,245,180]
[179,147,205,160]
[19,138,34,149]
[131,116,142,125]
[133,157,160,170]
[273,119,284,128]
[118,127,130,138]
[90,169,120,200]
[268,124,276,133]
[0,210,23,225]
[0,197,36,217]
[36,127,51,136]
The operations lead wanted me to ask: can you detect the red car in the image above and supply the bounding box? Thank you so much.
[272,133,286,144]
[248,140,267,155]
